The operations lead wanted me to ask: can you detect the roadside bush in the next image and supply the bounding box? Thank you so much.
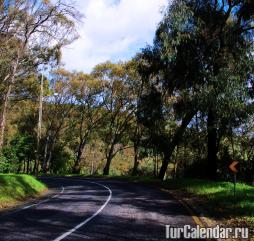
[50,145,74,174]
[0,147,19,173]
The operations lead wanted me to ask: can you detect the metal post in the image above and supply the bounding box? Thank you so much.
[234,173,236,208]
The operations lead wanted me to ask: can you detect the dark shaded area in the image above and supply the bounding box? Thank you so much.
[0,177,205,241]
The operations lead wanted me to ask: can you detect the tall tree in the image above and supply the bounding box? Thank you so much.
[138,0,254,180]
[92,62,135,175]
[0,0,81,150]
[69,72,105,174]
[41,69,76,173]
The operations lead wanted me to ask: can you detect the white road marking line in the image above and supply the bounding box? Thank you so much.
[22,186,65,210]
[52,181,112,241]
[2,186,65,216]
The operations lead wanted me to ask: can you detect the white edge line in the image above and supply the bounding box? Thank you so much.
[22,186,65,210]
[7,186,65,215]
[52,181,112,241]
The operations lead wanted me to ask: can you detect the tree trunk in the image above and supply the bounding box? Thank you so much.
[0,84,12,149]
[73,140,86,174]
[131,142,139,176]
[43,137,56,174]
[172,146,179,180]
[153,150,157,177]
[46,149,52,173]
[34,75,44,175]
[159,153,170,180]
[103,145,114,175]
[132,125,140,176]
[158,109,196,180]
[0,54,20,150]
[23,160,26,173]
[132,153,139,176]
[207,108,218,180]
[91,148,96,175]
[103,156,112,175]
[17,160,22,173]
[156,154,159,176]
[42,134,50,174]
[103,138,117,176]
[91,156,94,175]
[27,158,30,174]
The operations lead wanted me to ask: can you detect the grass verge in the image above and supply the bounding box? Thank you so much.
[88,175,253,234]
[163,179,254,226]
[0,174,47,209]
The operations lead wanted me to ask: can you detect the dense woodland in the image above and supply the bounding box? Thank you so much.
[1,0,254,182]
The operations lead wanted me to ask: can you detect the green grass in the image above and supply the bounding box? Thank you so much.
[0,174,47,208]
[164,178,254,223]
[105,176,253,223]
[90,175,253,229]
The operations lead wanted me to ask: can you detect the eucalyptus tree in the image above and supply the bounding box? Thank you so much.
[138,0,254,180]
[122,60,145,176]
[69,72,105,174]
[41,69,76,173]
[183,0,254,179]
[92,62,136,175]
[0,0,81,150]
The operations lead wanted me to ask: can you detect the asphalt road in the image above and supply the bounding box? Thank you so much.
[0,177,202,241]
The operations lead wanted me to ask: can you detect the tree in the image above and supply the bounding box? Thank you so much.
[92,62,136,175]
[41,69,76,173]
[121,60,144,176]
[68,72,105,174]
[137,0,254,180]
[181,0,254,179]
[0,0,81,150]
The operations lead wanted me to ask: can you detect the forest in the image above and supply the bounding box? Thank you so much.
[0,0,254,183]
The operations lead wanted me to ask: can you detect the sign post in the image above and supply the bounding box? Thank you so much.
[233,173,236,201]
[229,160,239,207]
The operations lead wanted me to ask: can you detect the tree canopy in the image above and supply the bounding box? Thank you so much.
[0,0,254,184]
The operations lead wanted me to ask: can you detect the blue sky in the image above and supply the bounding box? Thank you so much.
[61,0,169,73]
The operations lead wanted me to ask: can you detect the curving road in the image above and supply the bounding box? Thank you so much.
[0,177,201,241]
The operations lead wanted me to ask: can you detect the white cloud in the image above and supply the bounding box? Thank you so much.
[62,0,169,73]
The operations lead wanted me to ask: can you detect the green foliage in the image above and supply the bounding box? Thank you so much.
[164,178,254,224]
[50,145,74,174]
[1,0,254,186]
[0,174,46,208]
[0,134,36,173]
[0,147,19,173]
[10,134,36,161]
